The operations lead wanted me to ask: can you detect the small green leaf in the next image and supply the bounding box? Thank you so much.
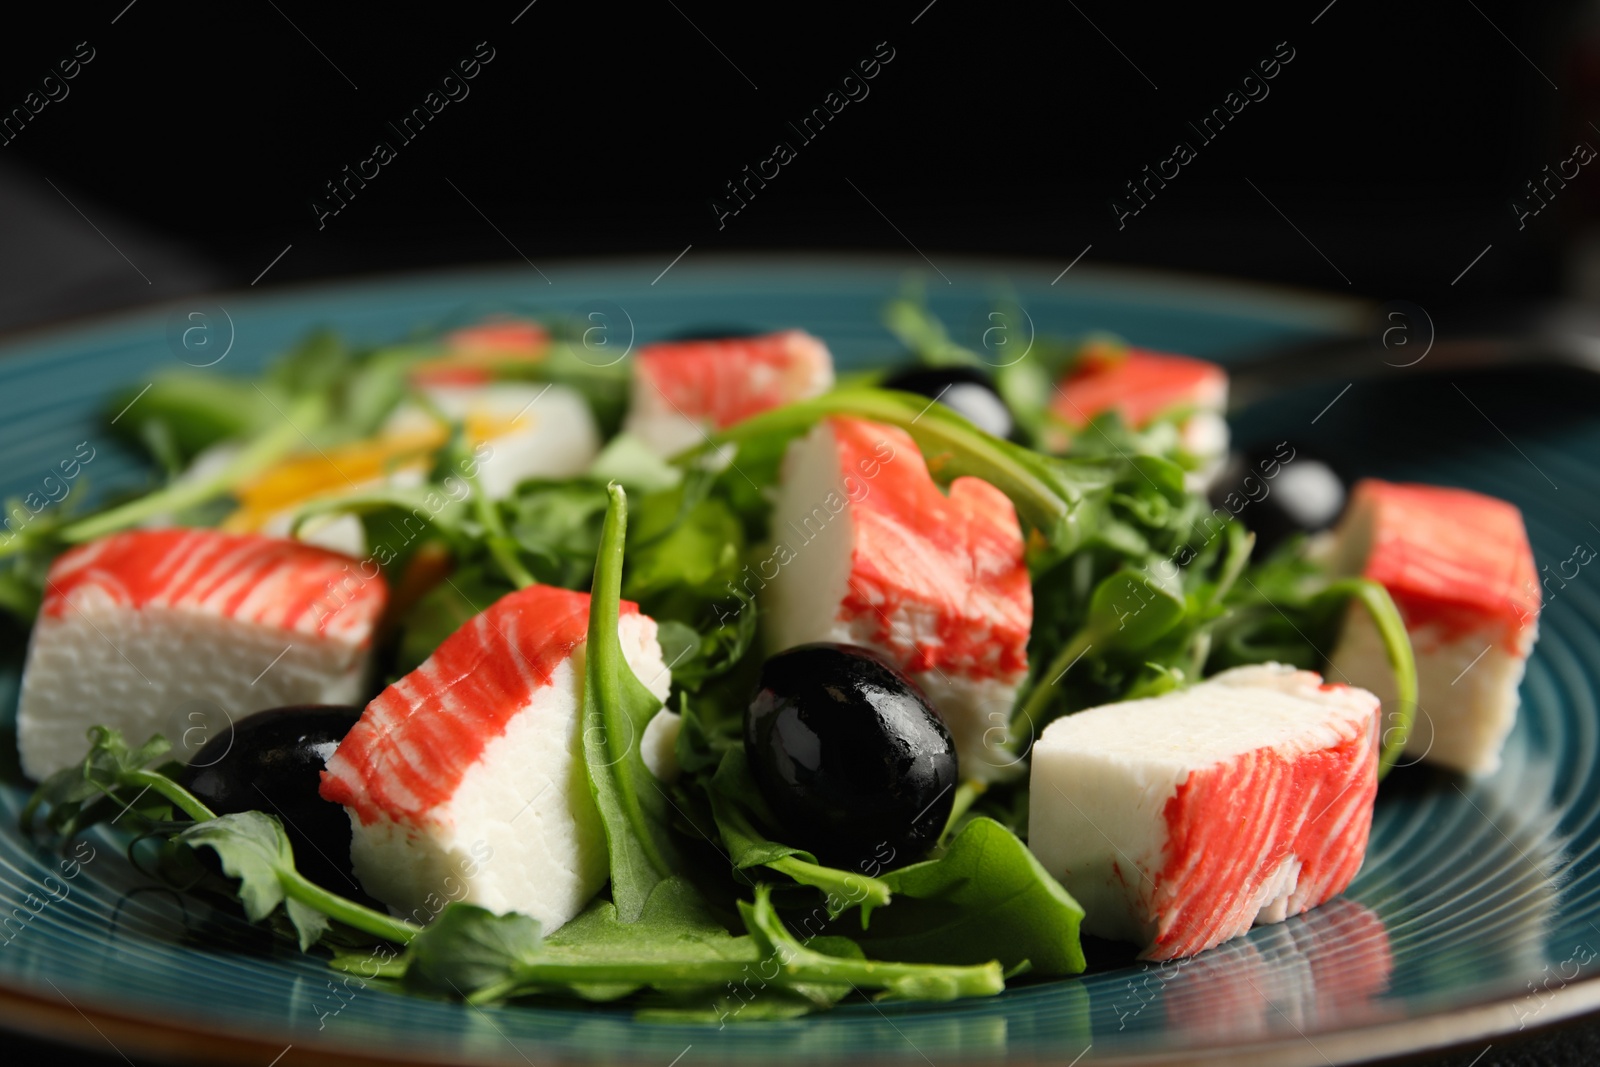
[624,494,743,602]
[405,904,543,997]
[737,885,1005,1002]
[22,727,175,838]
[589,433,683,493]
[177,811,293,922]
[582,484,678,921]
[1085,567,1185,652]
[284,896,332,952]
[862,817,1085,976]
[706,749,892,920]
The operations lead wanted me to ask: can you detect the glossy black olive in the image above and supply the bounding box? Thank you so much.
[1208,445,1347,557]
[744,643,958,871]
[180,705,363,896]
[660,324,764,341]
[880,365,1016,441]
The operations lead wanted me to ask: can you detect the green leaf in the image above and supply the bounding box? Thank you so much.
[266,328,353,397]
[738,885,1005,1002]
[107,374,277,461]
[654,592,758,692]
[1085,566,1186,653]
[582,484,677,921]
[859,817,1085,976]
[177,811,293,921]
[589,433,684,493]
[1013,566,1187,743]
[405,904,544,997]
[653,620,701,674]
[328,943,409,981]
[882,294,984,368]
[705,749,892,921]
[509,482,610,568]
[284,896,333,952]
[467,877,757,1004]
[624,492,743,603]
[21,727,177,838]
[474,878,1005,1010]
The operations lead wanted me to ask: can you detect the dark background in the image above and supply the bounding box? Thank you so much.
[0,1,1593,1064]
[0,0,1594,334]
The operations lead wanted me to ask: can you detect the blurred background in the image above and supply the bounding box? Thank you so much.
[0,0,1592,336]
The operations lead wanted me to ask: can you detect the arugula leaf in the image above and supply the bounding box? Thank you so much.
[624,489,743,604]
[652,591,758,692]
[176,810,415,950]
[21,727,181,839]
[582,483,678,920]
[460,877,755,1005]
[881,293,985,369]
[857,817,1085,977]
[589,432,683,493]
[738,885,1005,1002]
[106,374,279,462]
[178,811,293,922]
[24,729,418,948]
[1012,565,1187,741]
[406,905,544,997]
[284,897,333,952]
[460,878,1004,1011]
[705,749,892,921]
[506,480,611,587]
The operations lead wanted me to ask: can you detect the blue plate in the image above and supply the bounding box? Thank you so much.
[0,257,1595,1065]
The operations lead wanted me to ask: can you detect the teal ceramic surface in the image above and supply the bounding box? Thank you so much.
[0,257,1594,1065]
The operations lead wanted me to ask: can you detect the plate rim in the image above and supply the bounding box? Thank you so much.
[0,251,1373,359]
[0,967,1591,1067]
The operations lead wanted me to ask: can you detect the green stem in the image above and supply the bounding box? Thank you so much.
[940,780,987,844]
[474,949,1003,1007]
[1208,522,1255,608]
[59,394,327,544]
[279,868,420,945]
[689,388,1113,549]
[1314,578,1418,779]
[124,770,217,823]
[1009,625,1096,748]
[740,887,1005,999]
[466,461,533,590]
[128,764,419,944]
[766,854,893,915]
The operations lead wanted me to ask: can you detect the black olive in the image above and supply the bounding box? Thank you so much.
[180,705,364,896]
[1208,445,1347,557]
[880,365,1016,441]
[744,643,958,872]
[660,324,764,341]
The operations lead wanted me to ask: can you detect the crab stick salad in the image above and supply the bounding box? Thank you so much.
[1049,339,1231,490]
[10,299,1541,1020]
